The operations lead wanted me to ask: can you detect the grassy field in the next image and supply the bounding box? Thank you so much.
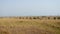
[0,18,60,34]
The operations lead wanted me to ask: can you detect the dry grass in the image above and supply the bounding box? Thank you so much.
[0,18,60,34]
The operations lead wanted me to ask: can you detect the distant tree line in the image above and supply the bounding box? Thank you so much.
[0,16,60,20]
[18,16,60,20]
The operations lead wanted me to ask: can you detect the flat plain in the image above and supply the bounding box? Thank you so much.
[0,17,60,34]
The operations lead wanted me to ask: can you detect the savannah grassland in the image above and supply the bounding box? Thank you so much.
[0,17,60,34]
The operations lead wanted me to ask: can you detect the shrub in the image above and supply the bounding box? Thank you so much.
[26,17,28,19]
[53,17,56,20]
[19,17,21,19]
[48,17,50,19]
[57,17,60,19]
[36,17,40,19]
[29,17,32,19]
[33,17,36,19]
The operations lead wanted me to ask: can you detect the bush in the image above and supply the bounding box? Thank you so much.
[33,17,36,19]
[37,17,40,19]
[57,17,60,19]
[29,17,32,19]
[53,17,56,20]
[48,17,50,19]
[19,17,21,19]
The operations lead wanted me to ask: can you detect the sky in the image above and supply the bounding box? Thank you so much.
[0,0,60,16]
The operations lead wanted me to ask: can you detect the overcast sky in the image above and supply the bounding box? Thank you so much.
[0,0,60,16]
